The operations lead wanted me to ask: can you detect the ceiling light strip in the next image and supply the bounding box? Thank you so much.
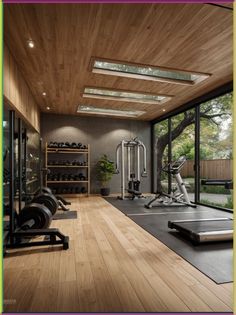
[83,87,171,105]
[77,105,146,118]
[91,58,210,86]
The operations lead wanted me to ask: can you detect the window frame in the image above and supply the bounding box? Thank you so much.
[151,82,233,213]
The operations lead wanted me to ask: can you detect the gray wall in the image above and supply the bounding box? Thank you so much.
[41,113,151,194]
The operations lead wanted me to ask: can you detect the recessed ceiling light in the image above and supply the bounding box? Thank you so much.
[27,40,35,48]
[83,87,171,105]
[42,92,47,96]
[77,105,146,118]
[92,58,211,86]
[162,109,166,112]
[46,107,50,110]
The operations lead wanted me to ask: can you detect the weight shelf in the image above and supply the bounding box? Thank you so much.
[47,180,89,183]
[47,149,88,154]
[47,165,88,168]
[45,142,90,195]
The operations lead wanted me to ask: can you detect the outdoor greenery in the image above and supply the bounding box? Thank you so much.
[172,94,232,160]
[96,154,115,188]
[154,92,233,209]
[201,195,233,210]
[161,177,231,195]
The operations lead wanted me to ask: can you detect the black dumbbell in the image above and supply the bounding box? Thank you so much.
[79,173,86,180]
[73,174,79,181]
[81,187,86,194]
[48,142,54,148]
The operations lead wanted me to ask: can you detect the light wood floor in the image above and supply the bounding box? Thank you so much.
[4,196,233,312]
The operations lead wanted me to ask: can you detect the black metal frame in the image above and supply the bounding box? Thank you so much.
[150,124,154,192]
[5,109,69,251]
[194,105,200,204]
[9,110,15,245]
[18,118,22,213]
[6,229,69,250]
[167,118,172,194]
[151,82,233,213]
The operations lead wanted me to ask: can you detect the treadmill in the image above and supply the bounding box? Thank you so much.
[168,180,233,244]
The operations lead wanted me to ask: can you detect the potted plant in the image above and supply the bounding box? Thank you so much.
[96,154,115,196]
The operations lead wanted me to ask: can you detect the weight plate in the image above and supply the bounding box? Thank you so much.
[42,187,52,194]
[18,203,52,229]
[32,193,59,215]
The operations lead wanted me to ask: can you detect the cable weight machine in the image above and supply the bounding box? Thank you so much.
[115,138,147,199]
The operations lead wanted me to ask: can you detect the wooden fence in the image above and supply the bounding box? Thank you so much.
[181,159,233,179]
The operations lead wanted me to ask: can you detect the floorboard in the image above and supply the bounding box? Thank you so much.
[3,196,233,312]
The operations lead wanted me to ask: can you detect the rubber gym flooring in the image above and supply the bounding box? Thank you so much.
[105,196,233,284]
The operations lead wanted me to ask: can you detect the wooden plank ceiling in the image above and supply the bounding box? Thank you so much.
[4,4,232,121]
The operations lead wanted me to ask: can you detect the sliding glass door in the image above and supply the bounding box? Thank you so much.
[199,92,233,210]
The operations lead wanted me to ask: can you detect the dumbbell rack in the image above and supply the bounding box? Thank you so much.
[45,143,90,197]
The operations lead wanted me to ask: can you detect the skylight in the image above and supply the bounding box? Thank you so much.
[83,87,171,104]
[92,59,210,85]
[77,105,146,118]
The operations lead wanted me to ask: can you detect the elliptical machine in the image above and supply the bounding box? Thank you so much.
[145,156,195,208]
[115,138,147,200]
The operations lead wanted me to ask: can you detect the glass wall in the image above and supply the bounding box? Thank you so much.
[153,119,169,193]
[199,92,233,209]
[25,128,41,196]
[3,106,41,216]
[171,109,195,201]
[3,106,10,215]
[152,91,233,211]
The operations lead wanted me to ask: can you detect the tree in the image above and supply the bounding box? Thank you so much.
[155,92,232,192]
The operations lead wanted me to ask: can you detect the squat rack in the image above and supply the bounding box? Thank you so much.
[5,110,69,251]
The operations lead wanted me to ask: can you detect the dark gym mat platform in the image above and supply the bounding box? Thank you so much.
[53,210,77,220]
[104,196,233,284]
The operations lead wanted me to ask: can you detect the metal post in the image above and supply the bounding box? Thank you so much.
[168,118,172,194]
[151,124,154,193]
[127,145,131,182]
[140,141,147,175]
[195,106,200,203]
[23,128,27,196]
[9,110,15,244]
[121,141,125,199]
[18,118,22,213]
[137,142,140,181]
[115,143,121,173]
[39,137,43,192]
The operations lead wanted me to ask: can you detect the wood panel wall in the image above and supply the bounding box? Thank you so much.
[181,159,232,180]
[4,43,40,132]
[4,4,232,120]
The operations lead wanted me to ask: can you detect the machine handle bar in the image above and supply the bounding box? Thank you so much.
[162,156,187,173]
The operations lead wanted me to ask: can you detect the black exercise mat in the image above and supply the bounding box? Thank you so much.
[53,210,77,220]
[104,197,233,284]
